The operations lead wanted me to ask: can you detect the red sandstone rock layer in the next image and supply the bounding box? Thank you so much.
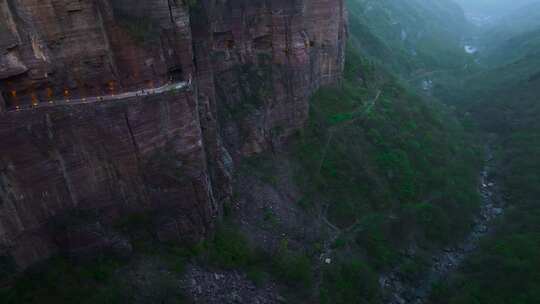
[0,0,346,269]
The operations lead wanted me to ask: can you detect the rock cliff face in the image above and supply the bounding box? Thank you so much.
[0,0,346,269]
[0,0,193,106]
[193,0,346,157]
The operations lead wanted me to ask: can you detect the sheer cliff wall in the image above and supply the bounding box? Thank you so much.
[0,0,346,269]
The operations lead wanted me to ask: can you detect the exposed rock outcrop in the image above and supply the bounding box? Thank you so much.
[0,0,193,105]
[195,0,347,157]
[0,91,219,268]
[0,0,346,270]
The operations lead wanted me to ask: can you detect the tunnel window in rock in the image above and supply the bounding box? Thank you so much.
[1,91,15,109]
[168,66,184,82]
[1,80,22,110]
[64,88,71,101]
[107,81,118,95]
[30,92,39,107]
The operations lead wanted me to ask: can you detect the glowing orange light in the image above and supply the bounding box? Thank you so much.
[11,91,16,97]
[108,81,116,96]
[64,88,71,102]
[31,93,39,106]
[47,88,53,98]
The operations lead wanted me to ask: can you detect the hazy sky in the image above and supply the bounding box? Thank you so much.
[454,0,540,15]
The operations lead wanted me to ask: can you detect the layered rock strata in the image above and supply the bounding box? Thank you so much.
[0,0,346,269]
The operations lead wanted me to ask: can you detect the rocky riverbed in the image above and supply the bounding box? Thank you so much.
[381,143,506,304]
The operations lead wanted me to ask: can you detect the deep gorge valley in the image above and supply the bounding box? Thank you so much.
[1,0,539,303]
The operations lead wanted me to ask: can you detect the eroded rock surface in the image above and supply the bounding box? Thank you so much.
[0,0,346,270]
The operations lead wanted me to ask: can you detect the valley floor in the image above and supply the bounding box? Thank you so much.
[381,138,506,303]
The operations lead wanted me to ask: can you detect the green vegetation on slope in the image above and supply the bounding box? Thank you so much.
[429,81,540,304]
[427,9,540,303]
[201,223,314,290]
[0,254,188,304]
[477,2,540,67]
[346,0,471,75]
[1,1,513,303]
[291,43,481,302]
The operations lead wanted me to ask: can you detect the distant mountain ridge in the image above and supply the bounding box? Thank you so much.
[479,2,540,66]
[455,0,540,16]
[346,0,470,75]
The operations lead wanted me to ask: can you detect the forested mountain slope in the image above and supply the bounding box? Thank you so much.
[478,2,540,66]
[346,0,470,75]
[236,1,483,302]
[430,57,540,304]
[5,0,536,303]
[428,3,540,303]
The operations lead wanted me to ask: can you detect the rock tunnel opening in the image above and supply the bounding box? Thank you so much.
[168,66,184,82]
[1,91,12,109]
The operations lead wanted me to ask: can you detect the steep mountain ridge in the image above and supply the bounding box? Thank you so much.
[476,2,540,66]
[346,0,469,75]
